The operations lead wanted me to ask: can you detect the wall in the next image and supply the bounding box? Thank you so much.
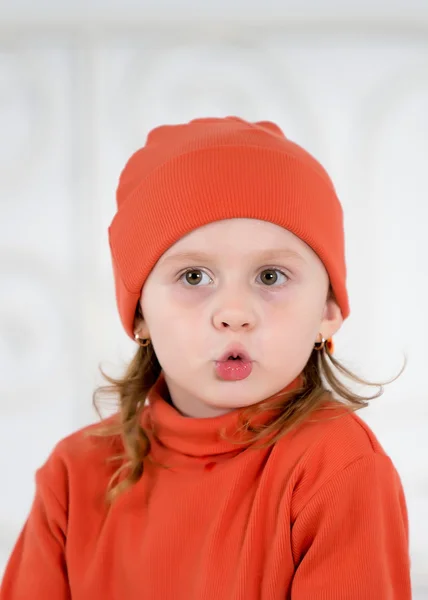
[1,0,427,594]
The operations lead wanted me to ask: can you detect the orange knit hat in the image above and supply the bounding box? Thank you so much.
[109,117,349,339]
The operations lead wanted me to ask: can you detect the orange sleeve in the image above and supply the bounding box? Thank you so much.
[290,454,411,600]
[0,454,71,599]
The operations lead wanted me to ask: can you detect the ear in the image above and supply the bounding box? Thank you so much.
[320,293,343,340]
[133,304,150,340]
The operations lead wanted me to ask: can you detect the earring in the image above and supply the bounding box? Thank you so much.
[314,334,325,351]
[314,334,334,354]
[135,334,151,347]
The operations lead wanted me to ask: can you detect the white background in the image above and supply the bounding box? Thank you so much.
[1,0,427,594]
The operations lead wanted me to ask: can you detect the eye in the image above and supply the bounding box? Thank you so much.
[180,269,213,286]
[257,269,288,286]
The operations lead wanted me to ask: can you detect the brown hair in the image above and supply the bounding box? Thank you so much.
[91,315,403,503]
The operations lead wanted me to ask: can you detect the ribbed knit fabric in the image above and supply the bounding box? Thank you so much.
[109,117,349,338]
[1,375,411,599]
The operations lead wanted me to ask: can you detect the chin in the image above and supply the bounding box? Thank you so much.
[206,387,267,410]
[201,399,253,415]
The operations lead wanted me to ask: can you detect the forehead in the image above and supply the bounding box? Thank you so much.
[160,218,312,259]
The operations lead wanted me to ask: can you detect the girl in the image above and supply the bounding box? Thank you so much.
[1,117,411,599]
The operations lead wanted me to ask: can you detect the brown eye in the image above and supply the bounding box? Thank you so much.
[260,269,278,285]
[180,268,212,286]
[258,269,287,286]
[185,270,203,285]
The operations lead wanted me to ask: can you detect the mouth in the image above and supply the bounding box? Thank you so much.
[217,346,253,363]
[215,346,253,381]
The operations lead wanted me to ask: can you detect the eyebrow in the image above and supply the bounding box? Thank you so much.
[159,248,306,266]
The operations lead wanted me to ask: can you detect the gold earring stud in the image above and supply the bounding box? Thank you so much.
[314,334,325,351]
[314,334,334,354]
[135,334,151,347]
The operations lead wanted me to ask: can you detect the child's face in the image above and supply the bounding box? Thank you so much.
[136,219,342,418]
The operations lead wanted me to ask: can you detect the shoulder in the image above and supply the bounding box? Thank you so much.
[35,414,123,497]
[276,399,388,462]
[272,400,400,516]
[303,401,387,457]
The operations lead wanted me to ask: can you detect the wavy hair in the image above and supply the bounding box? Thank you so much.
[91,306,403,503]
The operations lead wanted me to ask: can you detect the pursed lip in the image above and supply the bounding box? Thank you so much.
[216,344,253,363]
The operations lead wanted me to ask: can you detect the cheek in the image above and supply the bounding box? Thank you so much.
[142,289,203,356]
[262,285,324,320]
[262,290,324,347]
[170,285,212,307]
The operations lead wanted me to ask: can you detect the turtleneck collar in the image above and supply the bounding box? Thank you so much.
[142,372,302,461]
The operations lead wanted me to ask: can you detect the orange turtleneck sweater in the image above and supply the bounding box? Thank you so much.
[1,376,411,599]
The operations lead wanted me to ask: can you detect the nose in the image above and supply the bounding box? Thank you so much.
[212,303,257,332]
